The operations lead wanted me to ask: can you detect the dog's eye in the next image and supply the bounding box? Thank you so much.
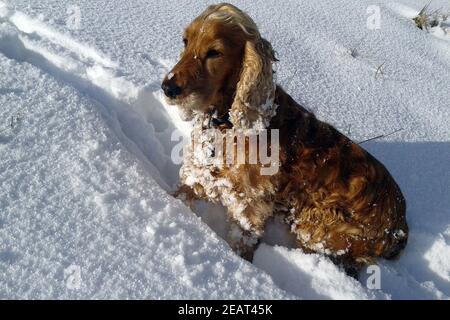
[183,38,188,47]
[206,49,222,59]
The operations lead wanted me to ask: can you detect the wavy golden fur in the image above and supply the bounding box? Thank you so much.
[162,3,408,275]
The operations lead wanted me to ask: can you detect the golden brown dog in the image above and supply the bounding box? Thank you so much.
[162,3,408,275]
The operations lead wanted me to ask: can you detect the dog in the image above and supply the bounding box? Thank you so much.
[162,3,408,275]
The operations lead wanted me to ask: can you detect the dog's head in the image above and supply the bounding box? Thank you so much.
[162,3,277,128]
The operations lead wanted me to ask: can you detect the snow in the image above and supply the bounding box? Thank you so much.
[0,0,449,299]
[253,244,388,300]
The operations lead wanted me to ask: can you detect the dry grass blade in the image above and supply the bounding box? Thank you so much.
[413,1,449,30]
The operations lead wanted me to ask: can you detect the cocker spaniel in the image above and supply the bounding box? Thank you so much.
[162,3,408,275]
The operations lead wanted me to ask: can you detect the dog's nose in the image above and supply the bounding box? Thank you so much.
[162,76,182,99]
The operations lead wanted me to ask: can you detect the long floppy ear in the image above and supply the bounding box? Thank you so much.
[229,37,277,129]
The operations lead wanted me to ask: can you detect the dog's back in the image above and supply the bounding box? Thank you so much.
[272,86,408,267]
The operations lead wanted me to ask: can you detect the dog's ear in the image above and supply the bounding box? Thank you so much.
[230,37,277,129]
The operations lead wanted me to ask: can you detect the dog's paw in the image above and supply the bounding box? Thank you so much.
[172,185,198,210]
[228,223,261,262]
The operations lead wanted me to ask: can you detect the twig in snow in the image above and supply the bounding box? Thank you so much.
[413,1,449,30]
[284,67,299,92]
[358,127,404,145]
[374,62,385,80]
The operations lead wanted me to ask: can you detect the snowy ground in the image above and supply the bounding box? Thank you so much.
[0,0,449,299]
